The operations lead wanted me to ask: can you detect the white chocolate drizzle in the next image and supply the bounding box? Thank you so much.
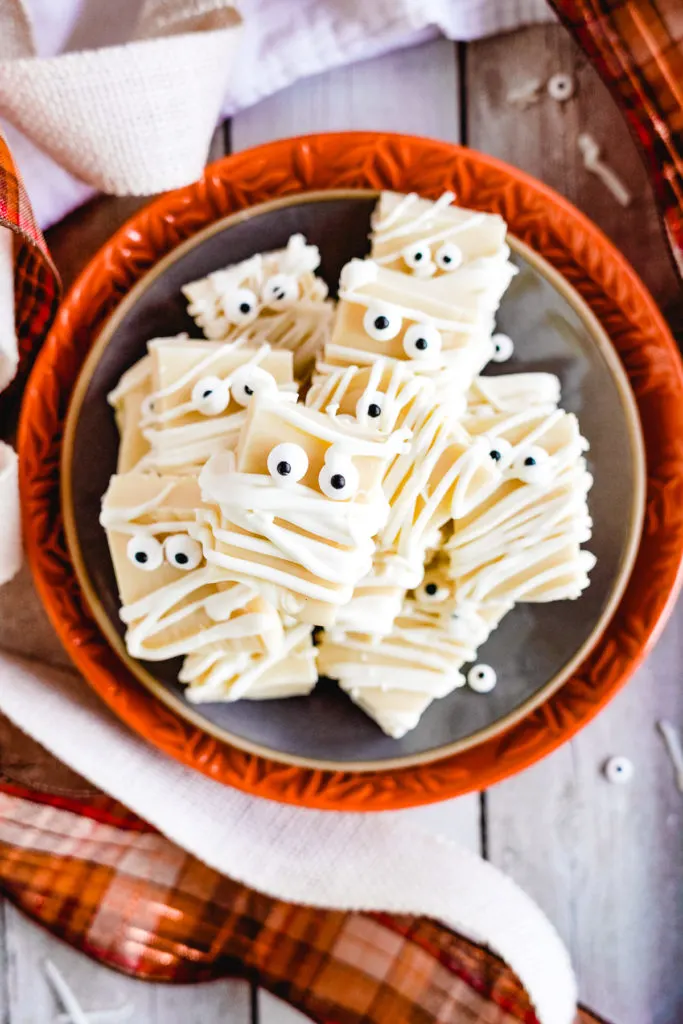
[180,621,316,703]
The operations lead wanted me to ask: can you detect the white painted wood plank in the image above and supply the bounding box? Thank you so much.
[231,38,459,151]
[486,606,683,1024]
[465,24,679,311]
[4,904,250,1024]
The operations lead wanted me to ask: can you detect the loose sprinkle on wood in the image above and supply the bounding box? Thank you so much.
[578,133,633,206]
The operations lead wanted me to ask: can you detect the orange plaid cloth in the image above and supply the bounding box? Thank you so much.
[0,130,59,420]
[551,0,683,273]
[0,777,606,1024]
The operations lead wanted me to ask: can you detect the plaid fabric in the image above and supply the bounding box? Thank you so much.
[550,0,683,273]
[0,129,59,419]
[0,777,605,1024]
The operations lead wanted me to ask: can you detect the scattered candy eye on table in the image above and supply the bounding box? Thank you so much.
[604,755,634,784]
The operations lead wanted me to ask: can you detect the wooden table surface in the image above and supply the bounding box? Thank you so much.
[2,23,682,1024]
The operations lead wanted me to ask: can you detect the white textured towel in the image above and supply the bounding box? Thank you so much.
[0,0,553,228]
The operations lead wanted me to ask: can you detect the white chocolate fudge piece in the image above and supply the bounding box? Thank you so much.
[195,393,407,627]
[370,191,516,312]
[107,355,152,473]
[100,473,282,662]
[322,259,494,390]
[138,341,295,474]
[331,550,421,638]
[180,622,317,703]
[307,359,492,561]
[447,405,595,602]
[308,361,441,633]
[319,556,509,738]
[182,234,333,381]
[308,360,501,634]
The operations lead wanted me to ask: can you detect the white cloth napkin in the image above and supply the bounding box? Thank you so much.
[0,652,578,1024]
[1,0,553,228]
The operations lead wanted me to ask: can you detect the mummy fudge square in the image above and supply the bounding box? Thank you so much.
[369,190,517,312]
[179,622,318,705]
[306,359,473,635]
[182,234,334,381]
[317,558,511,739]
[137,340,295,475]
[447,401,596,603]
[195,392,410,627]
[320,259,495,392]
[100,473,316,703]
[100,474,282,661]
[306,358,499,560]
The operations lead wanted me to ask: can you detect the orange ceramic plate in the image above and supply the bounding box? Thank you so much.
[19,133,683,810]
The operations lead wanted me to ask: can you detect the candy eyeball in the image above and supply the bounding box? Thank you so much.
[356,390,386,424]
[163,534,203,571]
[363,304,402,342]
[513,445,552,484]
[230,366,278,407]
[126,534,164,572]
[402,241,433,275]
[261,273,300,309]
[435,242,463,272]
[192,376,231,416]
[491,333,514,362]
[220,287,259,325]
[417,577,449,604]
[267,442,308,485]
[319,450,360,501]
[467,663,497,693]
[486,437,512,465]
[403,322,442,361]
[604,755,634,785]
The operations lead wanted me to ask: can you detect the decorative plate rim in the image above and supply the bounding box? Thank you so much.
[19,132,683,810]
[59,190,646,772]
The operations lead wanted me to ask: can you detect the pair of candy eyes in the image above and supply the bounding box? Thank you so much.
[402,240,462,273]
[486,441,551,483]
[266,443,359,500]
[127,533,203,572]
[191,367,277,416]
[363,308,442,359]
[221,274,300,325]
